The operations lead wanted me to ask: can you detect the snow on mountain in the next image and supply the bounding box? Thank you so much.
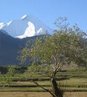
[16,22,36,39]
[21,14,28,20]
[7,21,13,26]
[0,14,51,39]
[0,23,6,29]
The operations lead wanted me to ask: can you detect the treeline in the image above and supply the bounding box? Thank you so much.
[0,66,27,74]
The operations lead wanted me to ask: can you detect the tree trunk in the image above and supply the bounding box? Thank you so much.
[51,77,63,97]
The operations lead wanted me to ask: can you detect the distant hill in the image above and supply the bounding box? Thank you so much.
[0,30,47,65]
[0,30,21,65]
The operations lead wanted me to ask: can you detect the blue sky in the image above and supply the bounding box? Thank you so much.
[0,0,87,31]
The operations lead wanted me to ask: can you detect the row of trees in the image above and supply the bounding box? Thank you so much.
[20,18,87,97]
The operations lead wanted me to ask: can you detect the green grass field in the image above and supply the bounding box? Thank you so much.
[0,68,86,97]
[0,69,87,92]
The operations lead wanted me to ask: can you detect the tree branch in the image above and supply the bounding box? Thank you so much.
[32,80,56,97]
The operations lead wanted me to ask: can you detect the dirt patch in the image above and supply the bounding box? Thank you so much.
[0,92,86,97]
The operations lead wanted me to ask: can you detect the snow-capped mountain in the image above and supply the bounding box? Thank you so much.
[0,15,50,39]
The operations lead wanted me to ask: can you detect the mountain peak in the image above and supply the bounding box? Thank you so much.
[16,21,36,39]
[0,14,51,39]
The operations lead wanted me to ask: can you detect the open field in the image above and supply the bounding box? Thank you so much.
[0,92,87,97]
[0,69,87,92]
[0,68,86,97]
[0,77,86,92]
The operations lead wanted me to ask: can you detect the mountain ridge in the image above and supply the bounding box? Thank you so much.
[0,30,48,65]
[0,14,51,39]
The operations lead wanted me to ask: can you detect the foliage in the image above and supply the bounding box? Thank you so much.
[7,65,16,76]
[25,64,52,77]
[23,30,87,77]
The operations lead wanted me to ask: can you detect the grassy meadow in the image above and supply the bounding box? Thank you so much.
[0,66,86,97]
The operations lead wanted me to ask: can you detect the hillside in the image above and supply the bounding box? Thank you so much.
[0,30,47,65]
